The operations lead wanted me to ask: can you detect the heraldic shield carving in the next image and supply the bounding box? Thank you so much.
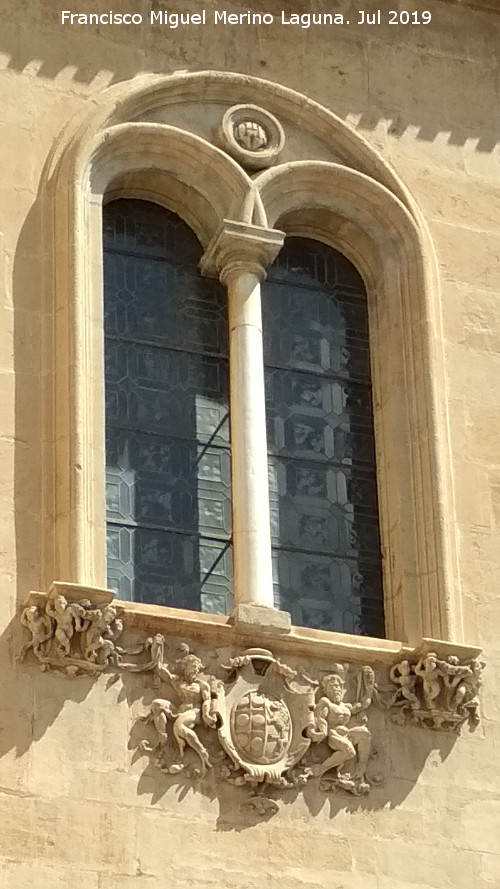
[214,648,315,785]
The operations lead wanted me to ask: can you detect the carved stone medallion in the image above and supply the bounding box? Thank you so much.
[233,120,268,152]
[217,104,285,170]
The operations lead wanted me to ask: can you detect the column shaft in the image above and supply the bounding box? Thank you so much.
[200,220,288,629]
[226,269,274,608]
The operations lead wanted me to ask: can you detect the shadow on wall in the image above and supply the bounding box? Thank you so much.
[0,0,499,152]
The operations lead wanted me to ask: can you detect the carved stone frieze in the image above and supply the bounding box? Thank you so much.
[385,652,484,731]
[18,597,485,814]
[122,641,382,799]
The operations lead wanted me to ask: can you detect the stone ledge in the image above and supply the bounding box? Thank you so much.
[25,585,482,667]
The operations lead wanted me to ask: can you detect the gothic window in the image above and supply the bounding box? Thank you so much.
[263,238,384,636]
[103,199,233,615]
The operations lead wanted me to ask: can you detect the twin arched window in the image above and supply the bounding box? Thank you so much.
[103,198,384,636]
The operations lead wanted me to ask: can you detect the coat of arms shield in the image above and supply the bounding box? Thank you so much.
[214,648,316,785]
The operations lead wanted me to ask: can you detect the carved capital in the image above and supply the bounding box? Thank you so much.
[200,220,284,283]
[19,583,123,675]
[385,651,485,732]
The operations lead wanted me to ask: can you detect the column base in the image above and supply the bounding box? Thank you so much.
[230,603,292,634]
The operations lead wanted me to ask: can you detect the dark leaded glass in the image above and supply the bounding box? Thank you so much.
[263,237,384,636]
[103,199,232,614]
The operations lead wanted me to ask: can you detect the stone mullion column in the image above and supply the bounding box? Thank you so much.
[224,261,272,610]
[201,221,290,631]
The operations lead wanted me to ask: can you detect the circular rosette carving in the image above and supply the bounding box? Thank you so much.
[231,691,292,765]
[217,104,285,170]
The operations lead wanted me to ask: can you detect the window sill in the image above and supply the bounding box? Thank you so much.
[28,583,482,667]
[118,599,482,665]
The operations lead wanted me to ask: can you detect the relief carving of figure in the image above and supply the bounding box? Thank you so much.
[414,652,444,710]
[306,664,372,795]
[83,604,123,665]
[142,644,217,777]
[19,605,53,662]
[387,660,420,711]
[441,656,484,725]
[45,594,87,659]
[387,652,484,731]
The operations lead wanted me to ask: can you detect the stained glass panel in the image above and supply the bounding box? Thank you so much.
[103,199,232,614]
[263,237,384,636]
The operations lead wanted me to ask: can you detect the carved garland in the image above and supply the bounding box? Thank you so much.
[18,592,484,814]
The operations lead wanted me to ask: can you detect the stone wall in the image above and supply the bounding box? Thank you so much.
[1,0,500,886]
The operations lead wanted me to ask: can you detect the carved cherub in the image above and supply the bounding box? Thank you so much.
[414,651,476,712]
[145,645,217,776]
[306,665,371,794]
[414,652,444,709]
[19,605,53,662]
[457,659,484,724]
[442,656,483,722]
[84,604,122,665]
[45,594,87,658]
[387,660,420,711]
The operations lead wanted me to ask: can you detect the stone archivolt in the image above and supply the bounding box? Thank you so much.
[18,595,484,813]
